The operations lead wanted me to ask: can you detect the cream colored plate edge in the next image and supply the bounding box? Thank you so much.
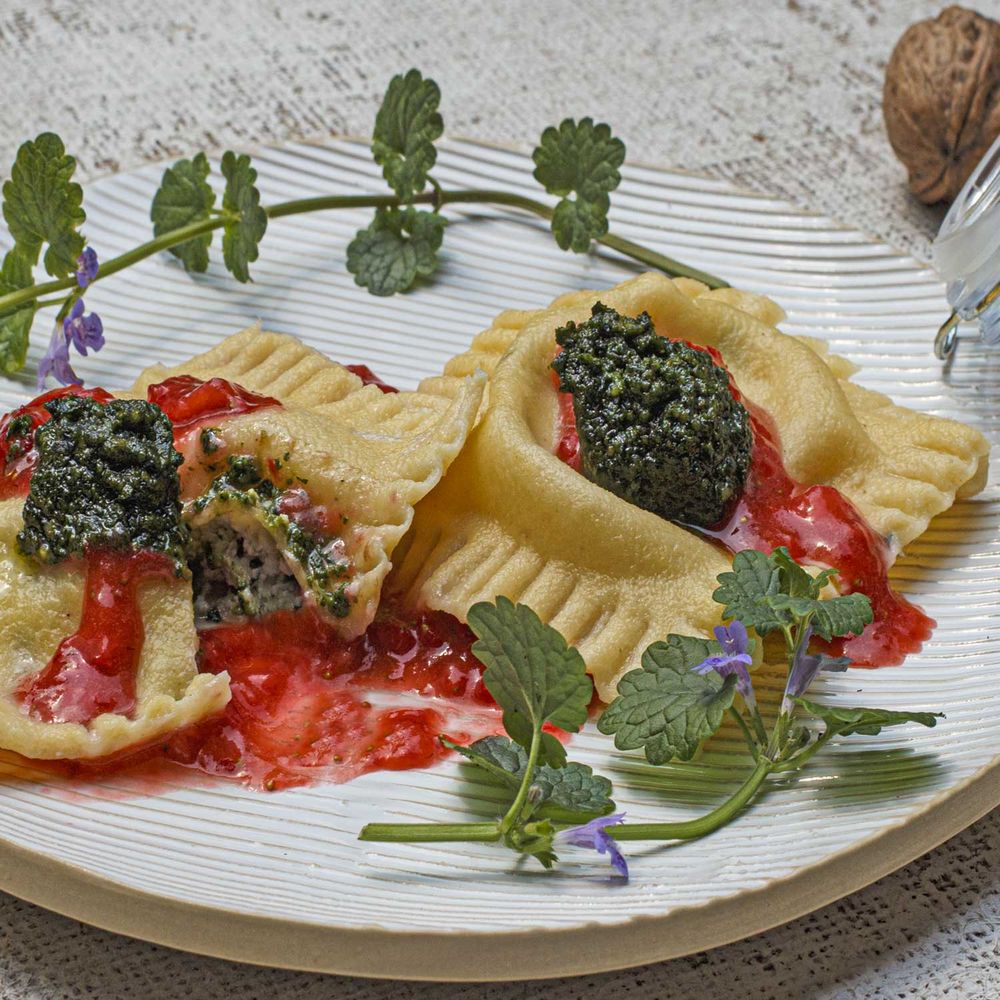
[0,138,996,981]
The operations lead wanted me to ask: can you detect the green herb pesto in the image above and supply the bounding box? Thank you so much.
[189,455,351,619]
[17,395,186,565]
[551,302,752,528]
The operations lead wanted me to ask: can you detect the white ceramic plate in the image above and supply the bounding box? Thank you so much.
[0,140,996,981]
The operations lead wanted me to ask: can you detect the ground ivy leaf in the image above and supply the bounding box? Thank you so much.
[220,151,267,283]
[712,549,786,635]
[794,698,942,737]
[372,68,444,201]
[532,117,625,253]
[770,592,873,641]
[444,736,615,822]
[2,132,85,277]
[0,248,35,374]
[466,597,593,759]
[150,152,216,273]
[346,206,445,296]
[598,634,736,764]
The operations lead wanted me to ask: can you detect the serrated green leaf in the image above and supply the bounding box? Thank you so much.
[220,151,267,283]
[713,549,785,635]
[2,132,85,277]
[0,248,36,375]
[532,117,625,253]
[444,736,615,822]
[794,698,942,737]
[466,597,593,762]
[598,634,736,764]
[346,206,445,296]
[372,68,444,200]
[150,152,216,273]
[770,592,873,641]
[771,546,831,599]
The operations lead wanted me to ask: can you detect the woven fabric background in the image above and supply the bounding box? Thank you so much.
[0,0,997,996]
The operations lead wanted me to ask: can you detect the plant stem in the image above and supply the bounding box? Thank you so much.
[359,822,500,843]
[609,757,773,842]
[771,730,834,773]
[729,706,759,758]
[0,186,727,317]
[500,726,541,837]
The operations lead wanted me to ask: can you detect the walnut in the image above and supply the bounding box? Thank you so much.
[883,5,1000,204]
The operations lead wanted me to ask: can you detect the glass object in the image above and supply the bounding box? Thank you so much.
[932,133,1000,359]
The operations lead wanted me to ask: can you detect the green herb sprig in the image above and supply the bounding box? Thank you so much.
[0,68,727,385]
[361,549,941,877]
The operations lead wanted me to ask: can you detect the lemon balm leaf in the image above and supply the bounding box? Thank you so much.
[466,597,593,765]
[598,634,737,764]
[532,118,625,252]
[372,68,444,201]
[150,152,216,273]
[443,736,615,823]
[346,206,445,296]
[221,152,268,283]
[2,133,86,278]
[0,248,35,375]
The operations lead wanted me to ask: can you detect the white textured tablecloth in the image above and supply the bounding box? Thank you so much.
[0,1,997,996]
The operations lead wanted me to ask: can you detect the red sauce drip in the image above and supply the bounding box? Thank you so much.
[0,386,115,499]
[345,364,399,394]
[552,346,933,667]
[163,605,501,790]
[16,550,176,725]
[146,375,281,446]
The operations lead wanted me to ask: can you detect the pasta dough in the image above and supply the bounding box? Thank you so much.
[390,273,989,700]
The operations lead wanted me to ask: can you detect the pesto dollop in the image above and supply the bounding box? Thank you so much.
[551,302,752,528]
[17,395,186,564]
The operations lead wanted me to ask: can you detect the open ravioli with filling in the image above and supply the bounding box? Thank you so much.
[0,327,483,760]
[390,273,989,700]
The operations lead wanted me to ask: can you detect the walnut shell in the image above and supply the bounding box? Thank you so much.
[884,5,1000,204]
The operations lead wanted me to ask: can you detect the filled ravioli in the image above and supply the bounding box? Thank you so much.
[389,273,990,700]
[0,327,485,765]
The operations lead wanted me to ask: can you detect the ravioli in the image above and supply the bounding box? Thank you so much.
[0,499,229,760]
[390,273,989,700]
[133,327,485,638]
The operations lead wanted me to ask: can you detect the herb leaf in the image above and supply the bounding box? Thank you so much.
[0,248,36,374]
[466,597,592,766]
[2,133,85,278]
[372,68,444,201]
[598,635,737,764]
[713,549,785,635]
[150,152,216,273]
[770,592,873,641]
[795,699,942,737]
[444,736,615,823]
[346,206,445,296]
[532,118,625,253]
[220,152,268,283]
[714,548,872,640]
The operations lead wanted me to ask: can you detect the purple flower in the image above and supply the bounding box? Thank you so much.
[557,812,628,878]
[63,298,104,355]
[74,248,99,290]
[37,320,81,390]
[781,625,850,713]
[692,620,756,710]
[36,297,105,390]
